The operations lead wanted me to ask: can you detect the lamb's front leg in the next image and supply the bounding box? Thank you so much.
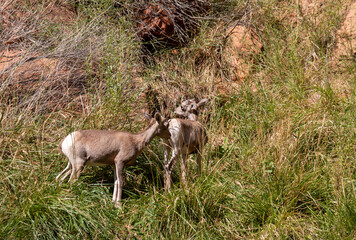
[165,146,180,190]
[163,142,172,190]
[163,140,170,169]
[113,161,124,207]
[181,153,188,185]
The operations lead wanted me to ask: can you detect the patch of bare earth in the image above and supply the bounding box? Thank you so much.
[0,49,88,111]
[299,0,324,19]
[331,2,356,98]
[218,24,263,96]
[225,25,262,81]
[334,2,356,63]
[0,0,91,112]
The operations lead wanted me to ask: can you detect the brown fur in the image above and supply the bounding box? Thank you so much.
[159,98,208,190]
[56,113,169,206]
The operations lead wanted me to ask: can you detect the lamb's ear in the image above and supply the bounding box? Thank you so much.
[197,98,208,108]
[154,112,163,123]
[143,112,152,121]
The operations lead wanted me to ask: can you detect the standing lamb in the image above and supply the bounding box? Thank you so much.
[161,98,208,190]
[56,112,170,206]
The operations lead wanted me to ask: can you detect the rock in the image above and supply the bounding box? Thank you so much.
[0,49,88,111]
[0,1,88,112]
[137,3,175,42]
[0,50,58,81]
[135,1,210,48]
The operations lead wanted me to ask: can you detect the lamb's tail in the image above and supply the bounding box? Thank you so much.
[58,138,64,154]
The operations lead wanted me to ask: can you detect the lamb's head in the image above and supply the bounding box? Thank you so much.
[144,112,171,139]
[174,98,208,121]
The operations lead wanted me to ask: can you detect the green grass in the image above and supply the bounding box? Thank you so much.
[0,0,355,239]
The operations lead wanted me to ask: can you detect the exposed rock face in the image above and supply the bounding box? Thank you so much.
[135,1,210,47]
[0,49,88,111]
[327,2,356,100]
[212,25,263,98]
[0,1,90,112]
[0,50,58,80]
[224,25,263,81]
[137,3,175,42]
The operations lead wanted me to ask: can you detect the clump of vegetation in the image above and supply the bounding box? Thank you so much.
[0,0,355,239]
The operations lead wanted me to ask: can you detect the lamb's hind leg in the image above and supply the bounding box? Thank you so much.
[113,161,124,207]
[60,162,73,181]
[61,165,72,181]
[68,157,85,182]
[196,151,202,177]
[181,153,188,185]
[196,140,205,177]
[56,162,72,181]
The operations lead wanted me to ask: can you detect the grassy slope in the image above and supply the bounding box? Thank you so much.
[0,0,355,239]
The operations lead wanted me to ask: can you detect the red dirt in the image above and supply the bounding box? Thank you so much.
[0,49,88,111]
[224,25,263,81]
[0,1,88,112]
[1,0,76,27]
[334,2,356,62]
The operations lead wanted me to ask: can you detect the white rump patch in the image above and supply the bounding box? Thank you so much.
[61,132,76,158]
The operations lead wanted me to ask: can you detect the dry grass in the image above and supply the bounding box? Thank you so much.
[0,0,355,239]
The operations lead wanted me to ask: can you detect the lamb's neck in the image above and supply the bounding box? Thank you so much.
[136,123,158,150]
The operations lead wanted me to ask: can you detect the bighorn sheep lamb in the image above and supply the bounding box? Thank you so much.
[56,112,170,206]
[161,98,208,190]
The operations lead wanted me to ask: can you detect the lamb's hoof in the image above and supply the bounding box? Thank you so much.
[114,202,121,209]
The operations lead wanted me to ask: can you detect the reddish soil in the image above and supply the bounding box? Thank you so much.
[224,25,262,81]
[0,1,88,112]
[212,25,263,98]
[328,2,356,99]
[1,0,76,26]
[334,2,356,62]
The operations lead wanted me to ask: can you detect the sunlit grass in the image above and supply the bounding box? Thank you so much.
[0,0,355,239]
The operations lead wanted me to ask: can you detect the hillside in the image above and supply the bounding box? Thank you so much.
[0,0,355,239]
